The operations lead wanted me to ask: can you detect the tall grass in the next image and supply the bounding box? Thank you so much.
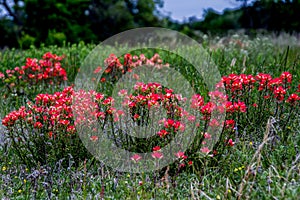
[0,33,299,199]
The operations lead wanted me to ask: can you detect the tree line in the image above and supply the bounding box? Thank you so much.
[0,0,299,48]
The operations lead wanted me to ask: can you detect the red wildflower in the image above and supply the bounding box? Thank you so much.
[234,101,247,113]
[201,147,211,154]
[133,114,140,120]
[209,118,220,128]
[268,78,282,90]
[67,125,76,133]
[118,89,127,97]
[190,94,204,109]
[175,151,187,160]
[164,119,174,129]
[152,146,161,151]
[90,136,98,141]
[124,53,132,66]
[256,73,272,91]
[225,101,235,113]
[201,102,215,118]
[203,132,211,139]
[152,151,163,159]
[93,66,102,74]
[131,154,142,162]
[280,71,292,83]
[286,93,299,105]
[157,130,169,137]
[227,139,235,147]
[179,163,186,168]
[225,119,235,129]
[34,121,43,129]
[273,86,286,101]
[48,131,53,139]
[133,74,140,80]
[187,115,196,121]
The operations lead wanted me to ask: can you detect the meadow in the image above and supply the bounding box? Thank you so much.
[0,33,299,199]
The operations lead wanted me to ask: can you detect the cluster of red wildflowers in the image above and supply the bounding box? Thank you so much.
[93,53,169,82]
[151,146,164,159]
[174,149,193,168]
[1,86,123,167]
[2,85,122,141]
[158,118,186,137]
[2,106,27,127]
[286,93,300,105]
[190,90,243,121]
[0,52,171,167]
[72,89,126,141]
[220,71,299,104]
[219,71,298,144]
[186,71,299,158]
[2,48,299,171]
[189,91,242,154]
[2,88,74,166]
[2,87,75,138]
[1,52,67,91]
[220,73,256,95]
[121,82,194,168]
[225,101,247,113]
[121,82,186,134]
[125,77,264,166]
[105,53,169,72]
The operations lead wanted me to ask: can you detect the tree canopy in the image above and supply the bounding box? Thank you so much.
[1,0,300,48]
[0,0,165,48]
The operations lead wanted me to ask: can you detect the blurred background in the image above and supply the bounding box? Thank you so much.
[0,0,299,49]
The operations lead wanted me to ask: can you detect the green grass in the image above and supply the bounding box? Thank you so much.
[0,33,299,199]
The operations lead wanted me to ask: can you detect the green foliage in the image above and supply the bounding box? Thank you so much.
[18,32,36,49]
[45,30,66,46]
[23,0,96,45]
[0,19,19,47]
[0,0,165,48]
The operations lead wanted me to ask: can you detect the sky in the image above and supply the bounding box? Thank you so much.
[159,0,244,22]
